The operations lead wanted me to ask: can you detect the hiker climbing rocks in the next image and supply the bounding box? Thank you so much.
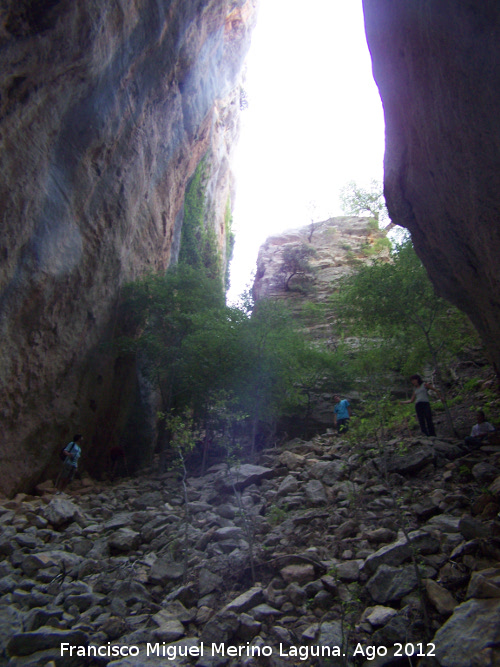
[333,394,352,434]
[400,374,440,437]
[55,434,83,493]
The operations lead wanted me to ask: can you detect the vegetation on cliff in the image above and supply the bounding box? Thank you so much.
[119,171,489,472]
[179,155,222,284]
[118,267,345,468]
[330,238,483,440]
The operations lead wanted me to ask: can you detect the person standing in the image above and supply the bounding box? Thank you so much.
[401,375,440,437]
[333,395,352,434]
[55,434,83,493]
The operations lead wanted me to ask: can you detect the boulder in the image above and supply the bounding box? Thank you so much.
[381,447,435,475]
[41,497,80,527]
[276,475,299,498]
[303,479,327,506]
[7,627,89,657]
[108,528,141,553]
[198,568,223,597]
[433,598,500,667]
[361,605,398,628]
[466,568,500,599]
[217,464,274,492]
[224,587,264,614]
[309,460,345,485]
[149,559,184,586]
[151,611,185,642]
[362,530,440,575]
[278,451,306,470]
[424,578,457,615]
[366,564,418,604]
[280,563,315,585]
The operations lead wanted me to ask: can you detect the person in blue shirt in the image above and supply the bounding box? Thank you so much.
[55,434,83,493]
[333,395,352,434]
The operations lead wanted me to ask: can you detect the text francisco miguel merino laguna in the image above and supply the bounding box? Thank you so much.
[60,641,352,661]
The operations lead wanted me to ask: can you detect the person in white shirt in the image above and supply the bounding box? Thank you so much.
[464,410,495,449]
[55,434,83,493]
[400,374,440,437]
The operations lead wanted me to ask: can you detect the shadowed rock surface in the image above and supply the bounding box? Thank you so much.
[0,0,257,496]
[363,0,500,377]
[1,431,499,666]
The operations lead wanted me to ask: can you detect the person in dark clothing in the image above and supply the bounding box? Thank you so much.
[401,374,440,437]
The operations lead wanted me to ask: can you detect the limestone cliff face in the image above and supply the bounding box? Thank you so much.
[363,1,500,377]
[253,217,389,430]
[0,0,257,495]
[254,216,388,306]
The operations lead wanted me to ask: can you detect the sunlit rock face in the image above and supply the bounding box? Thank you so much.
[253,216,388,307]
[363,1,500,377]
[253,217,389,432]
[0,0,257,495]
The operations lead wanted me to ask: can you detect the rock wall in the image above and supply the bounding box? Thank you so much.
[0,0,257,496]
[362,0,500,377]
[253,217,389,431]
[253,215,389,330]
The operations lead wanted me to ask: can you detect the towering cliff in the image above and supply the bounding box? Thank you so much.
[0,0,257,496]
[363,1,500,378]
[253,216,389,307]
[253,217,390,430]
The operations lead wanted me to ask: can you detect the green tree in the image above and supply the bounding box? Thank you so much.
[119,267,348,466]
[279,242,317,292]
[230,299,314,452]
[179,155,222,281]
[334,239,479,435]
[118,265,227,465]
[340,179,388,225]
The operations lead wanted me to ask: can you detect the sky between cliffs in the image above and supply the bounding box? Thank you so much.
[227,0,385,303]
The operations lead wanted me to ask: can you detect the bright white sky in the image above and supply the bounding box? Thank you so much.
[227,0,385,302]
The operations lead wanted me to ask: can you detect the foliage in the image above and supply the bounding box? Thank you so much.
[278,243,317,292]
[224,195,235,291]
[267,504,287,525]
[332,239,482,435]
[179,156,207,269]
[179,155,221,281]
[361,236,392,257]
[298,301,327,327]
[160,409,198,463]
[334,239,479,378]
[340,179,389,225]
[118,265,226,414]
[118,264,346,461]
[231,299,319,449]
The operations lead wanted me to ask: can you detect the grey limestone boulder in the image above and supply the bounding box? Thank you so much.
[362,530,440,576]
[433,598,500,667]
[381,446,435,475]
[7,627,89,657]
[366,564,418,604]
[276,474,299,497]
[217,464,274,491]
[108,528,141,553]
[42,497,80,527]
[304,479,327,506]
[225,586,265,613]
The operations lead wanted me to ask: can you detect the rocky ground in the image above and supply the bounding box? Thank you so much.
[1,423,500,667]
